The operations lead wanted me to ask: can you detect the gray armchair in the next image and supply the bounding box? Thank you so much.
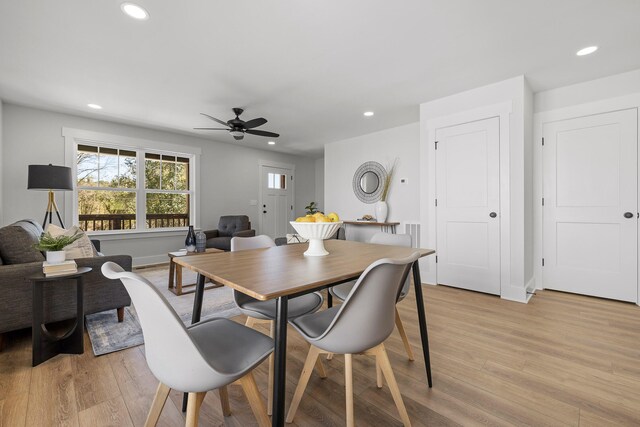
[204,215,255,251]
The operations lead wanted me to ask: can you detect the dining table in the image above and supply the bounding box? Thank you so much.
[174,239,435,427]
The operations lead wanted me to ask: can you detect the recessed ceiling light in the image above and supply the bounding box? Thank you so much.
[121,2,149,20]
[364,111,374,117]
[576,46,598,56]
[87,103,103,110]
[268,141,276,145]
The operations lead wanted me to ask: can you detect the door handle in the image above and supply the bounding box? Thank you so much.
[489,212,497,218]
[624,212,634,218]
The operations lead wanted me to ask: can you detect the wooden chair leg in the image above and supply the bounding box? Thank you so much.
[395,308,415,361]
[267,321,275,416]
[345,353,354,427]
[326,352,334,360]
[376,344,412,426]
[117,307,125,323]
[219,386,231,416]
[185,391,206,427]
[144,382,171,427]
[286,345,323,423]
[245,317,255,328]
[376,357,383,388]
[239,372,270,427]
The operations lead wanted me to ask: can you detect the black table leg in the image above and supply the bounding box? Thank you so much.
[183,273,206,412]
[412,260,433,387]
[272,296,289,426]
[327,290,333,308]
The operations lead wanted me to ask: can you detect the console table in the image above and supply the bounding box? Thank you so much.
[343,220,400,234]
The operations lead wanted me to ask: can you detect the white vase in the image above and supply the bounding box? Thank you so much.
[375,201,388,223]
[46,250,66,264]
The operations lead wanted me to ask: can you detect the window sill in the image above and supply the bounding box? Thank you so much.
[87,227,200,241]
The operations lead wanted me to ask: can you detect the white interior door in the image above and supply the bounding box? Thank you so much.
[436,117,501,295]
[260,165,293,239]
[543,109,638,302]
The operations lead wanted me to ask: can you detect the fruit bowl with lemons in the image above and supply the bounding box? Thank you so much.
[290,212,342,256]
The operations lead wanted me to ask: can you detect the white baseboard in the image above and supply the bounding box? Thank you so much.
[132,254,169,267]
[500,284,529,304]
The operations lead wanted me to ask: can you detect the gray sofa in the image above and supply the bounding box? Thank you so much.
[0,219,132,348]
[204,215,256,251]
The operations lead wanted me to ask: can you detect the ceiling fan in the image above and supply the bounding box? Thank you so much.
[194,108,280,141]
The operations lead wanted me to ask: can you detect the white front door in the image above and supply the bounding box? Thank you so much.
[260,165,294,239]
[436,117,501,295]
[543,109,638,302]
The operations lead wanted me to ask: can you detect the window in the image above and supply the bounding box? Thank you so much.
[75,142,194,232]
[267,172,287,189]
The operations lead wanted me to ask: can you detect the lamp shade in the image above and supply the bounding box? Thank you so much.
[27,164,73,191]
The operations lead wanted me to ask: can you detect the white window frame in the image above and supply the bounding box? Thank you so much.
[63,128,201,236]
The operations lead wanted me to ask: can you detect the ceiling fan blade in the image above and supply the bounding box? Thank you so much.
[242,118,267,129]
[200,113,230,127]
[193,127,229,130]
[245,129,280,138]
[233,135,244,141]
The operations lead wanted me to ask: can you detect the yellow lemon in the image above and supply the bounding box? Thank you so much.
[327,212,340,222]
[316,215,331,222]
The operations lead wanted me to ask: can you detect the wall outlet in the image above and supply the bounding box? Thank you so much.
[249,199,258,206]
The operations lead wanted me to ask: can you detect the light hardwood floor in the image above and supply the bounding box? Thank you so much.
[2,276,640,426]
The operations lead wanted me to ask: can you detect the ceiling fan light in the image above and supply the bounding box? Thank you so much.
[230,130,244,137]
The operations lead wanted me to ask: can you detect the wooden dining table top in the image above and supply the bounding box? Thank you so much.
[173,239,435,301]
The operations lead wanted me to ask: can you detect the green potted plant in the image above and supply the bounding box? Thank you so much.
[34,231,83,264]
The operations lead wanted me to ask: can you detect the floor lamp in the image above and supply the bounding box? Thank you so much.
[27,164,73,228]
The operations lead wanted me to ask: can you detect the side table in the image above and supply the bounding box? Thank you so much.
[29,267,92,367]
[168,248,223,296]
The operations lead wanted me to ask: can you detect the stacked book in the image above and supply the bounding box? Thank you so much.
[43,260,78,277]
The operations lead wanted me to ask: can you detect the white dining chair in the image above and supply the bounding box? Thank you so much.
[330,232,416,361]
[230,235,326,415]
[286,253,420,426]
[101,262,273,427]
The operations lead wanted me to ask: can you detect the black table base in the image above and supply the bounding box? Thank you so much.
[31,270,87,367]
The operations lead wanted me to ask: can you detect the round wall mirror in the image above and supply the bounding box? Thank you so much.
[360,171,379,194]
[352,161,387,203]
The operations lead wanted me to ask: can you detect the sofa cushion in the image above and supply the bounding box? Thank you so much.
[218,215,250,237]
[0,225,45,264]
[207,236,232,251]
[46,224,97,259]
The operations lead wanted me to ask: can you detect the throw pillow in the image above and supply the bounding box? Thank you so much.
[0,225,45,264]
[46,224,97,259]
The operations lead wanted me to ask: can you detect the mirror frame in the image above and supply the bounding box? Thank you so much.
[352,161,387,204]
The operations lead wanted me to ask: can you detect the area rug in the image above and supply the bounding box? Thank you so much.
[85,266,241,356]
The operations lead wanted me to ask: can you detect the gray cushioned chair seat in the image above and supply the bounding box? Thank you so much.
[188,317,273,376]
[290,305,340,339]
[237,292,324,321]
[206,236,232,251]
[330,278,409,302]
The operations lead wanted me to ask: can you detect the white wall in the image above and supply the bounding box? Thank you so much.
[1,103,319,265]
[420,75,533,302]
[325,122,419,242]
[534,68,640,113]
[314,157,325,212]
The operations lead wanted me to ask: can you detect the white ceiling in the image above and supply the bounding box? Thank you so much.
[1,1,639,157]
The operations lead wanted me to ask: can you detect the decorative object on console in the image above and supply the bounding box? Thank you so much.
[34,229,83,264]
[359,214,375,221]
[375,158,397,223]
[185,225,196,252]
[352,161,387,204]
[305,201,321,215]
[27,164,73,228]
[195,231,207,252]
